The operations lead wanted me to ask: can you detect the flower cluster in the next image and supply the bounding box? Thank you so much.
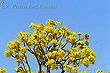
[14,67,33,73]
[63,64,78,72]
[0,68,6,73]
[4,19,97,73]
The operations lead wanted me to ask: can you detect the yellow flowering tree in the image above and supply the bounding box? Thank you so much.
[4,19,97,73]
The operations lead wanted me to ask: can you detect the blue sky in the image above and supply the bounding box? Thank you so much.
[0,0,110,73]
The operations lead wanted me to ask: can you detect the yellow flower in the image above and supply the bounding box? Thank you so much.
[88,55,95,64]
[77,40,85,45]
[51,39,58,44]
[27,39,33,46]
[59,26,70,38]
[38,33,45,38]
[63,64,78,73]
[4,49,12,57]
[29,22,37,30]
[90,51,96,58]
[55,21,61,25]
[14,67,23,72]
[70,32,77,37]
[19,46,27,53]
[71,48,77,52]
[37,23,44,30]
[57,49,66,59]
[46,19,53,25]
[58,42,64,46]
[68,51,78,58]
[71,67,78,73]
[23,67,33,73]
[83,34,90,40]
[66,35,76,43]
[45,59,55,67]
[40,39,48,48]
[83,46,91,56]
[16,59,23,64]
[7,40,20,50]
[74,60,80,67]
[44,25,54,34]
[67,57,74,62]
[84,39,89,46]
[0,68,6,73]
[46,19,61,26]
[25,68,29,72]
[82,57,89,67]
[51,51,57,58]
[54,28,59,34]
[45,52,52,59]
[68,48,77,52]
[18,32,28,42]
[18,53,25,59]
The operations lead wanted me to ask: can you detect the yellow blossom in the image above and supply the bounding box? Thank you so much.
[18,53,25,59]
[0,68,6,73]
[18,32,28,42]
[83,34,90,40]
[27,39,33,46]
[46,19,61,26]
[82,57,89,67]
[7,40,20,50]
[14,67,23,72]
[29,22,37,30]
[58,42,64,46]
[88,55,95,64]
[45,52,52,59]
[51,39,58,44]
[16,59,23,64]
[19,46,27,53]
[37,23,44,31]
[67,57,74,62]
[4,49,12,57]
[57,49,66,59]
[45,59,55,67]
[51,51,57,58]
[63,64,78,73]
[90,51,96,58]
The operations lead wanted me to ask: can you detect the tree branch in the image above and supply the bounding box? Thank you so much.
[61,43,68,49]
[24,54,31,73]
[47,66,50,73]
